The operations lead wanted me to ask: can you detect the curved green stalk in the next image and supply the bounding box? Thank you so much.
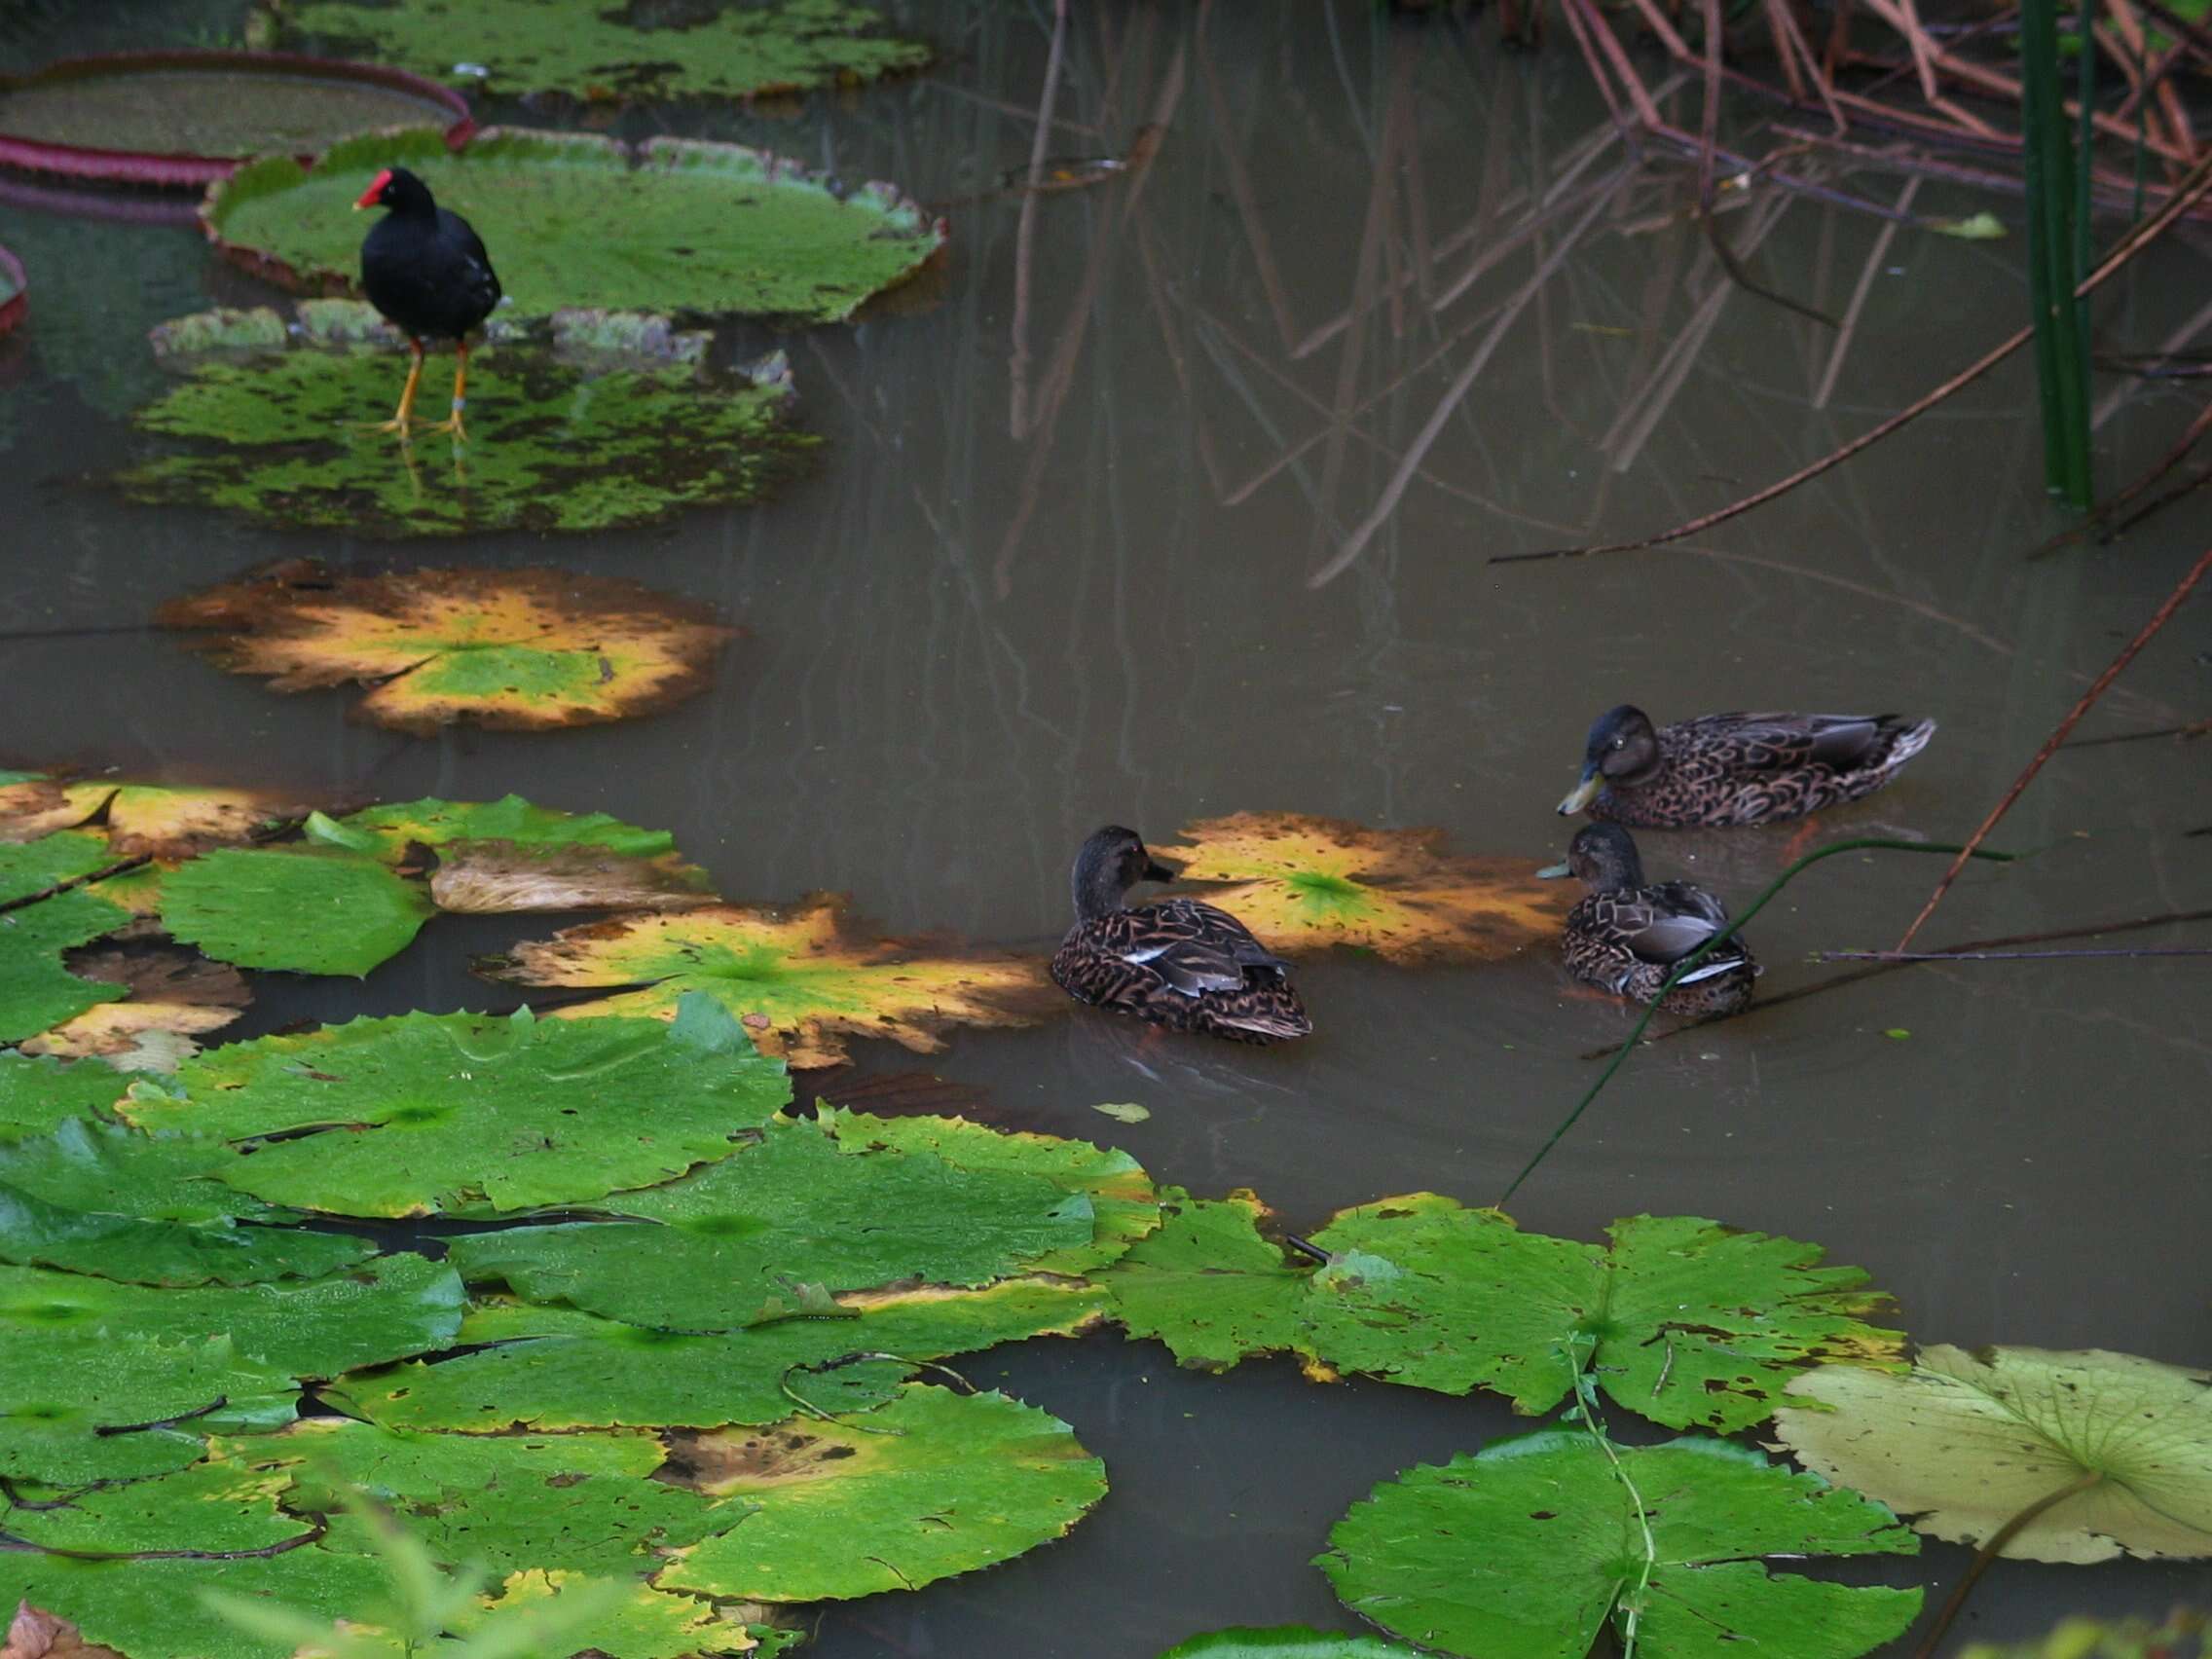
[1498,837,2020,1204]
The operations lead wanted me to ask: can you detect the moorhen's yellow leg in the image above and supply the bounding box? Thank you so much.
[377,339,424,434]
[429,341,471,440]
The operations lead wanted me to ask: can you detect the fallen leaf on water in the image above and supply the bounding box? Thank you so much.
[1092,1101,1151,1124]
[2,1601,128,1659]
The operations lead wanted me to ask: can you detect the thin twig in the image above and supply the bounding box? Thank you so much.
[1894,546,2212,950]
[1822,945,2212,960]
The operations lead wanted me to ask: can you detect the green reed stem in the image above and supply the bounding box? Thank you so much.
[2021,0,2094,504]
[1497,837,2020,1205]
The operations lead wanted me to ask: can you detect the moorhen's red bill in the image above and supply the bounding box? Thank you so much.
[353,166,501,439]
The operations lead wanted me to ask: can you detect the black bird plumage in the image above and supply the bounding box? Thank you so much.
[354,166,501,436]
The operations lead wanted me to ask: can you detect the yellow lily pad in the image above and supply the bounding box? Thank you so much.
[483,895,1061,1067]
[1153,812,1571,964]
[18,949,249,1072]
[159,562,736,734]
[0,776,317,857]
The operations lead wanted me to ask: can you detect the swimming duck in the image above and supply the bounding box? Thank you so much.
[1556,706,1936,828]
[1051,826,1312,1044]
[1539,823,1759,1016]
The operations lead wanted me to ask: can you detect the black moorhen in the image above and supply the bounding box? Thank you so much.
[353,166,501,439]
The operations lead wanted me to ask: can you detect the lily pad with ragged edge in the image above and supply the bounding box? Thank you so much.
[128,305,813,538]
[1771,1346,2212,1563]
[20,948,250,1071]
[657,1382,1107,1604]
[267,0,930,102]
[1319,1434,1922,1659]
[306,793,716,913]
[0,856,130,1045]
[1153,813,1571,964]
[461,1571,757,1659]
[156,845,433,977]
[0,774,313,854]
[485,895,1062,1067]
[122,996,789,1218]
[0,1051,129,1140]
[324,1276,1109,1433]
[443,1114,1097,1331]
[1101,1190,1314,1373]
[1160,1634,1427,1658]
[159,562,740,731]
[205,128,944,322]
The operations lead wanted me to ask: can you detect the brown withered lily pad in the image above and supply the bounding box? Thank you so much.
[19,950,250,1072]
[1153,812,1571,964]
[158,562,736,734]
[481,895,1062,1067]
[3,1602,127,1659]
[0,776,315,858]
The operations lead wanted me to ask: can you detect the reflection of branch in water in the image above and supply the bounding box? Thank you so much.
[2032,396,2212,557]
[1008,0,1071,440]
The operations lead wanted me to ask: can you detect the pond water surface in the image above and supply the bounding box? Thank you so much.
[4,2,2209,1654]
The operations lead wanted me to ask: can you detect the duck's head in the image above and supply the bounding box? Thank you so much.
[353,166,435,216]
[1556,704,1660,815]
[1072,825,1178,919]
[1536,822,1645,893]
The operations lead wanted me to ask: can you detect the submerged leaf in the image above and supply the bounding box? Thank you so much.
[1772,1346,2212,1563]
[124,998,789,1217]
[485,894,1061,1066]
[270,0,930,101]
[157,847,432,977]
[1319,1433,1921,1659]
[160,564,738,732]
[657,1383,1107,1603]
[205,129,943,323]
[1155,813,1570,963]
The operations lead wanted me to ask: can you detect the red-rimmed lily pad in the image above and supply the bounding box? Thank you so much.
[203,127,945,322]
[0,51,472,189]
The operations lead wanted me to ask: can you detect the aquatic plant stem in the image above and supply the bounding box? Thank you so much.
[1894,544,2212,950]
[1493,148,2212,564]
[1910,1468,2106,1659]
[1500,837,2014,1204]
[1564,1333,1656,1658]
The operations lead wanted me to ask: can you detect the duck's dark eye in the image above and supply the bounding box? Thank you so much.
[1611,736,1625,749]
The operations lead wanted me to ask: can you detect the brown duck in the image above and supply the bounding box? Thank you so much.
[1050,826,1311,1045]
[1540,823,1759,1016]
[1557,705,1936,828]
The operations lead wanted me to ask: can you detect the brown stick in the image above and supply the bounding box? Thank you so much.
[1495,150,2212,563]
[1912,1470,2107,1659]
[1894,547,2212,951]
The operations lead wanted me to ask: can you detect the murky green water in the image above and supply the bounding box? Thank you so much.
[0,69,453,156]
[4,2,2208,1654]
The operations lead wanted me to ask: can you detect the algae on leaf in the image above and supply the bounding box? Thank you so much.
[486,895,1062,1066]
[157,846,432,977]
[1155,813,1572,963]
[160,563,740,730]
[125,998,789,1217]
[1319,1434,1921,1659]
[205,129,943,322]
[658,1383,1107,1603]
[1772,1346,2212,1563]
[271,0,931,102]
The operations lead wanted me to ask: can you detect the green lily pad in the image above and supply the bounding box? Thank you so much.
[6,1456,310,1555]
[657,1382,1107,1603]
[1771,1346,2212,1563]
[122,997,789,1218]
[0,1172,371,1287]
[1,887,129,1044]
[156,846,432,977]
[128,304,815,537]
[1161,1634,1427,1658]
[0,1331,288,1484]
[460,1572,756,1659]
[444,1114,1096,1329]
[0,1115,271,1225]
[1099,1195,1899,1430]
[269,0,931,102]
[1319,1433,1922,1659]
[205,128,943,322]
[0,1051,129,1140]
[0,830,115,900]
[306,793,715,912]
[324,1276,1109,1432]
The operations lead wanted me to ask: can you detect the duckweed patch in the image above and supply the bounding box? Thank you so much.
[126,303,814,536]
[205,129,942,322]
[265,0,931,103]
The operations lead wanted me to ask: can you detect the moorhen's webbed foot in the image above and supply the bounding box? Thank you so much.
[374,339,426,434]
[427,342,471,441]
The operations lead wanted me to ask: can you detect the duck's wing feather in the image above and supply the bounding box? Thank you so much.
[1121,899,1289,997]
[1598,885,1733,967]
[1692,712,1904,771]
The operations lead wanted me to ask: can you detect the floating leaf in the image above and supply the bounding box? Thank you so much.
[20,949,249,1070]
[486,895,1061,1067]
[0,778,320,859]
[159,564,739,732]
[1960,1610,2210,1658]
[269,0,929,102]
[1160,1634,1426,1658]
[444,1115,1095,1329]
[1933,211,2009,240]
[123,998,788,1218]
[157,847,432,977]
[657,1383,1107,1603]
[0,1176,370,1288]
[0,775,103,843]
[129,308,812,537]
[1318,1433,1921,1659]
[461,1571,755,1659]
[205,129,943,323]
[0,833,112,903]
[1093,1100,1151,1124]
[0,863,129,1044]
[326,1277,1108,1433]
[1102,1191,1311,1372]
[0,1052,128,1141]
[0,1117,274,1227]
[0,1330,283,1484]
[1772,1346,2212,1563]
[1154,813,1570,964]
[308,794,715,913]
